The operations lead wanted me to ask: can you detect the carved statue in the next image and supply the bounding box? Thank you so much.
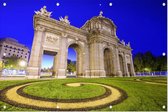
[99,11,103,17]
[126,42,131,47]
[121,40,125,46]
[59,16,70,25]
[35,6,52,17]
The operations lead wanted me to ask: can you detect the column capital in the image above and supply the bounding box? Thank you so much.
[34,25,45,32]
[61,32,68,38]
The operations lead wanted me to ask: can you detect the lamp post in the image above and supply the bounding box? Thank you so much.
[19,60,27,70]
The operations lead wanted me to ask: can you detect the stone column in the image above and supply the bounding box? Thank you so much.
[53,54,59,77]
[83,45,90,77]
[115,48,122,77]
[99,43,106,77]
[56,36,67,78]
[89,42,105,78]
[76,50,83,76]
[124,53,130,77]
[27,26,45,79]
[112,47,117,76]
[130,54,135,76]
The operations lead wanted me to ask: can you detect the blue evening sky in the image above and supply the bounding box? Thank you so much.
[0,0,167,68]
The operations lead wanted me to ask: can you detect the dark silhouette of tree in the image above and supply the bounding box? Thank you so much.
[134,51,167,72]
[134,53,144,72]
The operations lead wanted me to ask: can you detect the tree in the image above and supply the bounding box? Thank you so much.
[143,51,156,71]
[156,56,167,71]
[134,51,167,72]
[3,56,26,70]
[0,60,3,71]
[134,53,143,72]
[67,62,76,72]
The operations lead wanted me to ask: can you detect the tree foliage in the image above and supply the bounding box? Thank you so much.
[134,51,167,72]
[0,60,3,71]
[67,61,76,72]
[3,56,27,70]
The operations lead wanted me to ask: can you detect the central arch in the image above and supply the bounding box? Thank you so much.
[104,48,114,77]
[67,43,83,77]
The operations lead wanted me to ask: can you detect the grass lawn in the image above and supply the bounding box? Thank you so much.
[0,77,167,111]
[23,80,106,99]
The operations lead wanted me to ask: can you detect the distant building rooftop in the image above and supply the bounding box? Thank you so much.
[0,37,29,50]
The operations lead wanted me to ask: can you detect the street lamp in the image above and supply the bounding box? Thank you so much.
[19,60,27,68]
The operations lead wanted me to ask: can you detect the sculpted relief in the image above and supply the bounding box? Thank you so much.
[46,36,58,44]
[44,33,60,49]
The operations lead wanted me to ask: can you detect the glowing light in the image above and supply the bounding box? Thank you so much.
[109,2,112,6]
[3,105,6,109]
[162,105,166,109]
[19,60,27,67]
[3,2,6,7]
[162,52,166,56]
[109,105,112,109]
[162,2,166,6]
[144,68,151,72]
[3,53,6,56]
[99,4,102,6]
[56,2,60,6]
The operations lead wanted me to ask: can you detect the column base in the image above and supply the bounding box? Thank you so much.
[57,69,66,78]
[117,70,123,77]
[27,66,40,79]
[26,75,40,79]
[90,70,106,78]
[56,76,66,78]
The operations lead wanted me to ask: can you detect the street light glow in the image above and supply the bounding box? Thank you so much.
[19,60,27,67]
[3,53,6,56]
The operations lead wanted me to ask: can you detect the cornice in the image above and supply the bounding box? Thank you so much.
[34,15,88,37]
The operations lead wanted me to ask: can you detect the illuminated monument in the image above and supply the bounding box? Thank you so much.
[27,6,135,78]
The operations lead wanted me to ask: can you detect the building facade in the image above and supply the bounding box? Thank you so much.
[0,38,30,62]
[27,6,135,78]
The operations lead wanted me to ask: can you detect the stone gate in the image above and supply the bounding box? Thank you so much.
[27,6,135,78]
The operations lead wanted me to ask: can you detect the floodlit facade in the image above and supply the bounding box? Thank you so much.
[0,38,30,62]
[27,6,135,78]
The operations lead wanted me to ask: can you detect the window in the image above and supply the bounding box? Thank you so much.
[25,56,27,58]
[9,50,11,51]
[5,48,7,50]
[8,53,10,55]
[14,51,15,52]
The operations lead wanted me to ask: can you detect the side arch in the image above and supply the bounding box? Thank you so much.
[103,47,115,77]
[66,40,85,77]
